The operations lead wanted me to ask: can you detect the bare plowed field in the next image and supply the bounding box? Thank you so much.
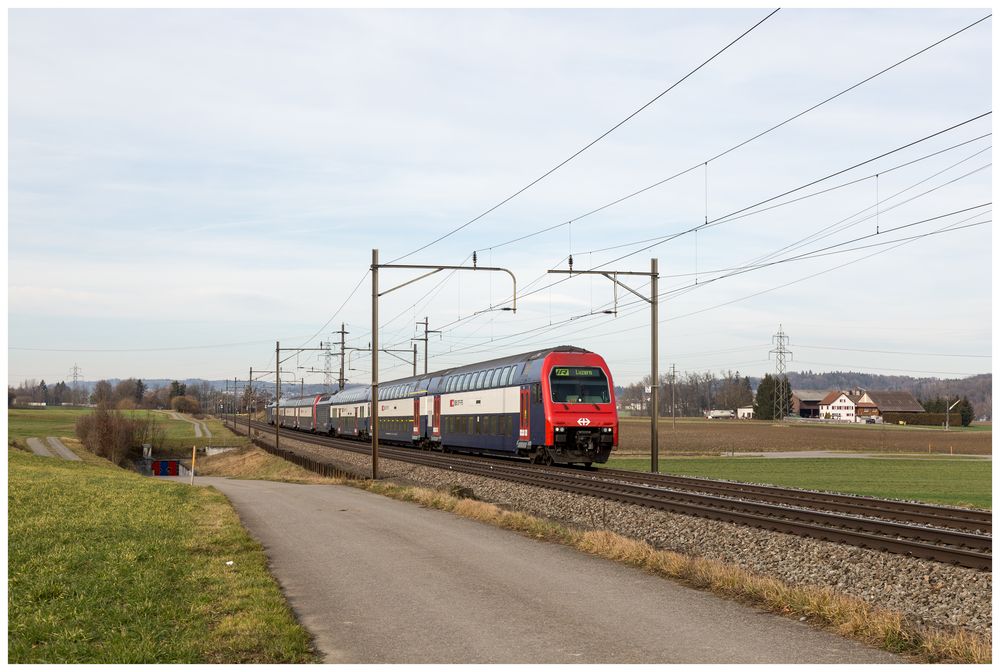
[617,418,991,456]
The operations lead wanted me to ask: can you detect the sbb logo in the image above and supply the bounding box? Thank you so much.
[450,399,464,407]
[577,417,591,426]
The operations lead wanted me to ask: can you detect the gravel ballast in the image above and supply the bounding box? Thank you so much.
[250,432,992,637]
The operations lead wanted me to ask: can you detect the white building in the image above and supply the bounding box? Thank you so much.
[819,391,857,421]
[737,406,754,419]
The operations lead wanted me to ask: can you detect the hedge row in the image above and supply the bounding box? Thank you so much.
[880,412,963,427]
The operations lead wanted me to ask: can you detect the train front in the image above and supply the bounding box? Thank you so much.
[541,351,618,464]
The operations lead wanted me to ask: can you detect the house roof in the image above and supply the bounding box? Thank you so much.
[864,391,925,413]
[792,389,829,402]
[819,391,848,405]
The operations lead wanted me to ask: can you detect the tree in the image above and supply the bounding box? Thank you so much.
[91,380,113,405]
[135,379,146,405]
[753,374,792,421]
[51,381,69,405]
[114,379,139,405]
[958,396,974,427]
[171,395,200,414]
[169,380,186,399]
[716,370,753,412]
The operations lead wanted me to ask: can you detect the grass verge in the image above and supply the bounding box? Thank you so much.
[201,447,990,664]
[8,449,316,663]
[608,456,992,509]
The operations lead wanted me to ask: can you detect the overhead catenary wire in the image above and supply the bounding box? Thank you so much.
[380,141,991,372]
[387,8,780,264]
[475,14,992,255]
[298,17,989,384]
[333,40,994,365]
[472,116,992,314]
[410,208,988,366]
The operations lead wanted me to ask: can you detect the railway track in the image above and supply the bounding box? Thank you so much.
[231,420,992,571]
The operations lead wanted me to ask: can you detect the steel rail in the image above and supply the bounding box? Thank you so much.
[590,468,992,533]
[234,420,991,570]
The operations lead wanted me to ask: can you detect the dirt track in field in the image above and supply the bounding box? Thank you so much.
[616,418,991,456]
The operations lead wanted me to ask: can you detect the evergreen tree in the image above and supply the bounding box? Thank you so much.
[958,396,974,426]
[753,374,775,420]
[169,380,186,399]
[753,373,792,420]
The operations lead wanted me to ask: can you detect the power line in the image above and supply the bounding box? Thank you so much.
[9,338,312,353]
[379,119,991,357]
[796,344,991,359]
[595,112,992,268]
[388,8,780,264]
[427,210,988,363]
[453,116,990,328]
[475,14,992,255]
[296,270,369,348]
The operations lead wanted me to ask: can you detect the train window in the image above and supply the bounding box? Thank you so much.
[549,366,610,404]
[502,365,514,386]
[487,369,497,388]
[476,371,486,389]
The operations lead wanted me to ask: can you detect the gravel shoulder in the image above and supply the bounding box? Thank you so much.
[266,433,991,638]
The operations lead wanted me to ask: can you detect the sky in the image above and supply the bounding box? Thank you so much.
[7,7,993,390]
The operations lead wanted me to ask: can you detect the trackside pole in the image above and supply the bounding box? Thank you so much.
[371,249,379,480]
[190,445,196,485]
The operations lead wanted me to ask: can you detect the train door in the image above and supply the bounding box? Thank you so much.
[519,387,530,446]
[412,398,420,441]
[529,383,545,447]
[432,395,441,442]
[355,406,359,435]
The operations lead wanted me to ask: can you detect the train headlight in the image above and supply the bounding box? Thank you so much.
[554,426,565,432]
[602,427,613,433]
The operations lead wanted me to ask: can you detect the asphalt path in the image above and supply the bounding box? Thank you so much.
[25,438,53,458]
[177,476,901,664]
[46,437,81,461]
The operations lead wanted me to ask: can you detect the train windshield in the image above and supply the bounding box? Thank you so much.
[549,366,610,404]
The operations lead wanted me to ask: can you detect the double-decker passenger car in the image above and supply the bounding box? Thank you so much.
[267,345,617,465]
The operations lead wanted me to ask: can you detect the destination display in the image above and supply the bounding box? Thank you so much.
[553,367,603,378]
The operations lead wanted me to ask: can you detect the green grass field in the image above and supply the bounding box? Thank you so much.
[8,408,246,452]
[607,455,991,509]
[8,449,315,663]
